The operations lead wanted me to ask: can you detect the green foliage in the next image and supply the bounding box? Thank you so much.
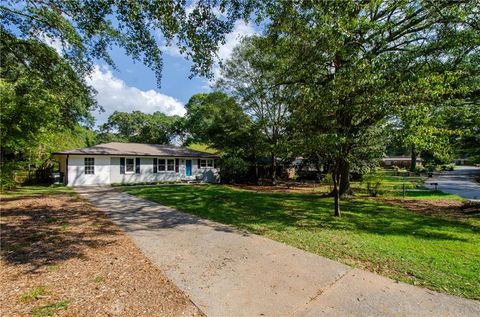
[1,1,257,85]
[442,104,480,163]
[21,286,47,303]
[362,174,385,197]
[0,36,96,148]
[99,111,179,144]
[218,37,294,178]
[0,31,97,187]
[181,92,254,151]
[31,300,70,317]
[218,156,249,184]
[125,184,480,299]
[225,0,480,196]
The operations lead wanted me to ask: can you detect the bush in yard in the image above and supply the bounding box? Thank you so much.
[219,156,249,184]
[362,174,385,197]
[1,161,24,190]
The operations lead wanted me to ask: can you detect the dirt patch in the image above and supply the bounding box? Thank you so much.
[380,198,478,219]
[0,195,203,316]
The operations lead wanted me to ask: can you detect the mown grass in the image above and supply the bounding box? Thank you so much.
[124,184,480,299]
[0,185,74,198]
[353,171,463,200]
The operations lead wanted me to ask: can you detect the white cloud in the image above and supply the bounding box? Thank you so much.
[38,33,64,54]
[87,66,186,125]
[210,20,257,82]
[160,19,257,84]
[216,20,256,61]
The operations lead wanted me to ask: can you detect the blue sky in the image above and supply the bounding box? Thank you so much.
[87,20,257,125]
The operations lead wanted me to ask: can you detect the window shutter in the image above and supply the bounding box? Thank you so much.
[175,159,179,172]
[120,157,125,174]
[214,159,217,168]
[135,158,140,174]
[197,159,200,168]
[153,158,157,173]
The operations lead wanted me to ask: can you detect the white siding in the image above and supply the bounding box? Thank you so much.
[67,155,111,186]
[65,155,219,186]
[110,157,178,184]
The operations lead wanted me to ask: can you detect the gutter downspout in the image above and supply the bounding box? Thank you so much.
[65,154,69,186]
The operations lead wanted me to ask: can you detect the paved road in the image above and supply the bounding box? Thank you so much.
[76,187,480,317]
[426,166,480,200]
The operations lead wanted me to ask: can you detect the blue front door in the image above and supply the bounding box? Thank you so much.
[185,160,192,176]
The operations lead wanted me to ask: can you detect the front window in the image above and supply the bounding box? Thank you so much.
[167,159,175,171]
[158,159,166,171]
[125,158,135,173]
[200,159,213,168]
[85,157,94,174]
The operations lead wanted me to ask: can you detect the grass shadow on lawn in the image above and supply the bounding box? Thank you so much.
[0,195,120,272]
[125,185,479,242]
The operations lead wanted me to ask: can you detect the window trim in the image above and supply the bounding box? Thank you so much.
[167,159,175,171]
[200,159,214,168]
[156,158,176,173]
[124,157,136,174]
[84,157,95,175]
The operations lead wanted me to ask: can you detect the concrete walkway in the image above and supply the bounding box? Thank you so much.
[426,166,480,201]
[76,187,480,317]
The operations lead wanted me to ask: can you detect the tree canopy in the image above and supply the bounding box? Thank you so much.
[218,37,293,181]
[1,0,258,84]
[215,0,480,215]
[98,111,179,144]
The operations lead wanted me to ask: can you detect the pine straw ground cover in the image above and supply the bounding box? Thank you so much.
[0,188,202,317]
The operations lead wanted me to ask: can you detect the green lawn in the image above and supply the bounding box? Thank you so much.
[0,185,74,198]
[353,171,463,200]
[123,184,480,299]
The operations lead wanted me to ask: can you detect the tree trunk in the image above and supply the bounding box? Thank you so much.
[332,171,341,217]
[410,145,417,172]
[271,152,277,184]
[339,159,351,196]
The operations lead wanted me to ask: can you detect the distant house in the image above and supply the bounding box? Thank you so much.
[380,156,422,169]
[53,142,220,186]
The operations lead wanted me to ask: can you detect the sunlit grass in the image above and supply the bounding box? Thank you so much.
[124,184,480,299]
[0,185,74,198]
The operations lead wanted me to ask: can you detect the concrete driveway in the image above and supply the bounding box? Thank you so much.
[426,166,480,201]
[76,187,480,317]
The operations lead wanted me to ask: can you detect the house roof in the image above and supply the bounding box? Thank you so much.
[53,142,219,158]
[381,156,423,161]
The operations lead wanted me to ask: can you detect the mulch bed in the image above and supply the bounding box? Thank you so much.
[0,195,203,316]
[380,198,479,219]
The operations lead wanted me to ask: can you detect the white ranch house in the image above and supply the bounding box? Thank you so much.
[53,142,220,186]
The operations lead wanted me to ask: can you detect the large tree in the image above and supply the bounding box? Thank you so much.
[0,35,97,188]
[99,111,179,144]
[218,37,292,182]
[181,92,266,182]
[248,0,479,213]
[1,0,258,84]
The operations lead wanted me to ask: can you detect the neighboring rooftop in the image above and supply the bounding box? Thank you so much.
[381,156,423,161]
[54,142,219,158]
